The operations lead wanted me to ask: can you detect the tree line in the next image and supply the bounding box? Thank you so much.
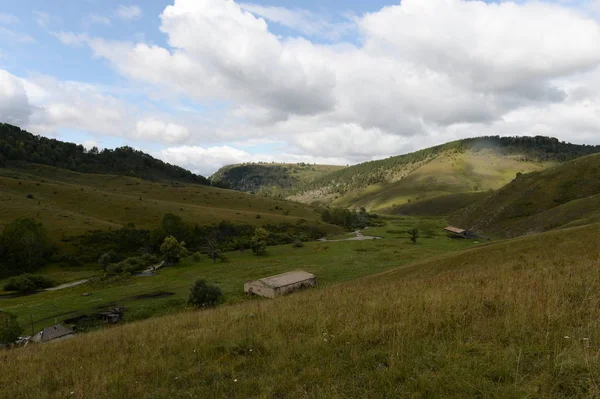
[0,123,213,185]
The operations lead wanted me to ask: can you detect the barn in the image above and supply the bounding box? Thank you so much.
[244,271,316,298]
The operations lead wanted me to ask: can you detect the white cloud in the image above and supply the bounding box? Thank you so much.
[0,70,33,125]
[155,145,349,176]
[134,118,190,143]
[0,13,19,25]
[239,3,354,40]
[21,0,600,171]
[115,5,143,21]
[83,13,111,26]
[0,27,35,43]
[33,11,61,28]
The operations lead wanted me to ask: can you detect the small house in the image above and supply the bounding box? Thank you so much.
[244,271,316,298]
[30,324,74,344]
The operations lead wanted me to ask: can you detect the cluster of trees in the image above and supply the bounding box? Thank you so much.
[0,218,53,277]
[0,123,212,185]
[3,274,54,293]
[299,136,600,197]
[321,207,382,230]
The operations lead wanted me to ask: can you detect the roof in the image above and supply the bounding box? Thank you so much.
[444,226,466,234]
[35,324,73,342]
[256,271,315,288]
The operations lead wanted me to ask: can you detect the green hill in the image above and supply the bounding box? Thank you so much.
[2,222,599,398]
[210,163,345,196]
[0,123,211,185]
[391,192,488,217]
[450,153,600,237]
[289,136,600,211]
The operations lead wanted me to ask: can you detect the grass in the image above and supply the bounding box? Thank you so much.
[2,222,600,398]
[0,217,475,332]
[0,163,340,241]
[390,191,488,216]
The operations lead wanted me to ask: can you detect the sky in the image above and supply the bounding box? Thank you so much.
[1,0,600,176]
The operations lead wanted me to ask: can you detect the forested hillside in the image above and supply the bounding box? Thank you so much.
[211,163,345,196]
[0,123,210,185]
[450,152,600,237]
[289,136,600,210]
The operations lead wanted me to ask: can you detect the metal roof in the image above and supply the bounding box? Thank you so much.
[444,226,466,234]
[34,324,74,342]
[258,271,315,288]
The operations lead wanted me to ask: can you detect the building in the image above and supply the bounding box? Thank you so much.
[444,226,477,238]
[30,324,74,343]
[244,271,316,298]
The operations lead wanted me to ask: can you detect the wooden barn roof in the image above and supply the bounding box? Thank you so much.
[257,271,315,288]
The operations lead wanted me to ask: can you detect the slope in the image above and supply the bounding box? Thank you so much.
[0,162,336,239]
[210,163,345,195]
[2,222,600,398]
[290,136,600,211]
[450,152,600,237]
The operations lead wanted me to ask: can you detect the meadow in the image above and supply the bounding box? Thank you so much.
[1,221,599,398]
[0,216,475,332]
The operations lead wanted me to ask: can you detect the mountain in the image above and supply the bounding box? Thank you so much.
[289,136,600,211]
[0,123,210,185]
[210,163,345,196]
[450,152,600,238]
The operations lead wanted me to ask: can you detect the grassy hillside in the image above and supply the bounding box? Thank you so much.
[289,136,600,211]
[2,222,600,398]
[451,153,600,237]
[0,216,474,332]
[0,162,334,240]
[391,192,488,216]
[210,163,345,196]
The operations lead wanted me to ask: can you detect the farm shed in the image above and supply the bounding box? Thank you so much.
[30,324,74,343]
[444,226,477,238]
[244,271,316,298]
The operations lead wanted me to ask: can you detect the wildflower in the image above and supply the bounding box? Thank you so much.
[234,379,238,382]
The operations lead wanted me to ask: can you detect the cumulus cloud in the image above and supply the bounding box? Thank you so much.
[0,70,33,125]
[83,13,111,27]
[0,13,19,25]
[24,0,600,172]
[115,5,143,21]
[134,118,190,143]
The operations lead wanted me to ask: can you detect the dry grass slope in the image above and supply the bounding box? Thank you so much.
[2,223,600,398]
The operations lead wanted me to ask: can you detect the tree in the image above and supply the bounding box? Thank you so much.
[251,227,269,256]
[206,230,223,264]
[98,253,112,272]
[3,274,53,293]
[1,218,52,275]
[160,236,188,264]
[188,279,223,308]
[0,312,22,345]
[161,213,189,242]
[408,228,419,244]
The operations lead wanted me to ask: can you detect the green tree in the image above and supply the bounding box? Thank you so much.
[161,213,189,242]
[251,227,269,256]
[98,253,112,272]
[1,218,52,275]
[0,312,22,345]
[206,231,223,264]
[160,236,188,264]
[188,279,223,308]
[408,228,419,244]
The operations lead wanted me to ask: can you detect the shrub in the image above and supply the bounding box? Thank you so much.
[188,279,223,308]
[408,228,419,244]
[251,228,269,256]
[292,239,304,248]
[160,236,188,264]
[26,194,34,199]
[98,253,112,272]
[0,312,22,345]
[3,274,54,293]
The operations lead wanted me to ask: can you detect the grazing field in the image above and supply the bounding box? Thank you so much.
[390,191,488,216]
[2,222,599,398]
[0,162,337,240]
[0,217,474,332]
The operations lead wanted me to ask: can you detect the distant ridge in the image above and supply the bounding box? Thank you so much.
[0,123,210,185]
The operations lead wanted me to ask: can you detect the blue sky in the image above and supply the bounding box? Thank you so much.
[1,0,600,175]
